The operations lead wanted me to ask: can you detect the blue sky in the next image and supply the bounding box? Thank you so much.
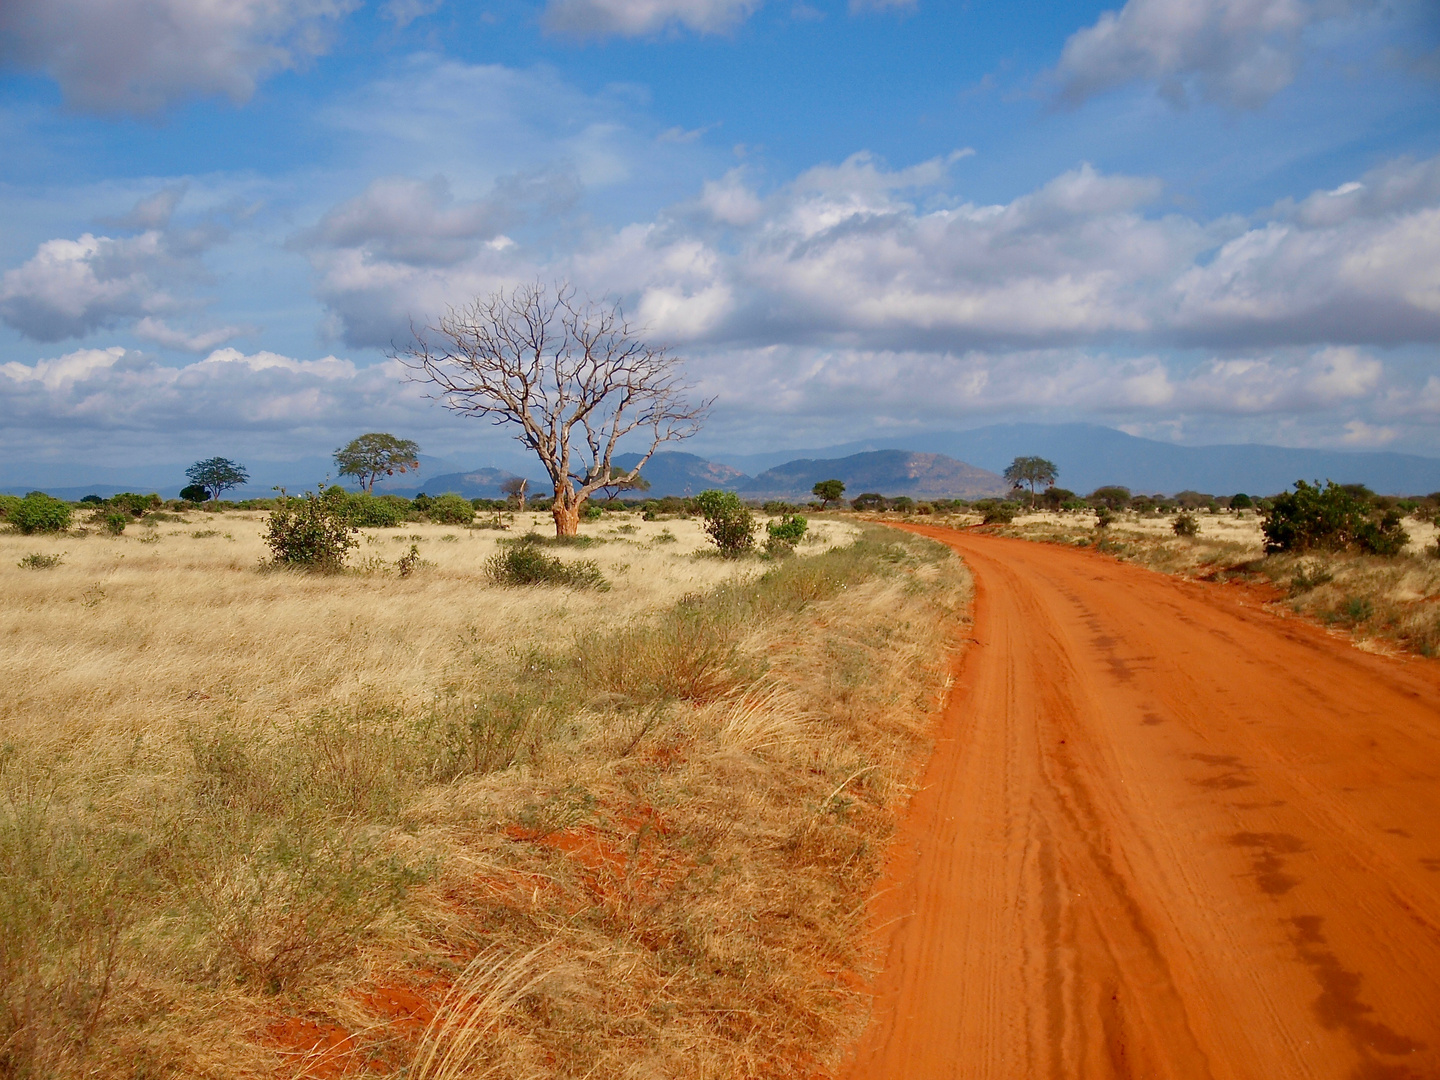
[1,0,1438,477]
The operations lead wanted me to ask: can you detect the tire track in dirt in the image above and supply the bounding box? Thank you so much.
[843,528,1440,1080]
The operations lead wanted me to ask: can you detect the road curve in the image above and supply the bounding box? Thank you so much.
[843,527,1440,1080]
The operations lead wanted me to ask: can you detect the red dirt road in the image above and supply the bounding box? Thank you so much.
[844,528,1440,1080]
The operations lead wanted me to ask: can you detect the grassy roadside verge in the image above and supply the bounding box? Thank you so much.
[934,509,1440,659]
[0,520,969,1079]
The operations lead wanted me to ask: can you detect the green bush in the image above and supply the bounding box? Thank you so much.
[1088,486,1132,511]
[428,493,475,525]
[982,504,1015,525]
[695,489,757,557]
[265,486,359,572]
[766,513,808,545]
[1172,511,1200,537]
[486,539,607,589]
[109,492,160,518]
[103,512,129,535]
[345,492,410,528]
[0,494,19,523]
[1094,507,1115,529]
[1262,480,1409,556]
[1231,492,1254,510]
[17,552,64,569]
[178,484,210,503]
[9,492,72,534]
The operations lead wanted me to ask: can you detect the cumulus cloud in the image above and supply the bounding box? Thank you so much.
[543,0,765,38]
[299,142,1440,367]
[0,0,358,115]
[1051,0,1361,109]
[0,345,416,438]
[1171,160,1440,344]
[0,187,237,344]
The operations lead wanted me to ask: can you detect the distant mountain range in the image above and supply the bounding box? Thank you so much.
[700,423,1440,497]
[6,423,1440,500]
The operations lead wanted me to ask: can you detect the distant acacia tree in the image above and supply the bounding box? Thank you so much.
[500,476,528,510]
[1003,456,1058,507]
[334,433,420,492]
[401,281,710,537]
[812,479,845,509]
[185,457,249,502]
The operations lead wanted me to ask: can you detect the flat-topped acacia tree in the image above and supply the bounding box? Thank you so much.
[401,281,710,537]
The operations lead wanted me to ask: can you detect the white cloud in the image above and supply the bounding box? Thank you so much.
[381,0,445,28]
[0,232,178,342]
[1051,0,1361,109]
[134,318,252,354]
[543,0,765,38]
[0,0,358,114]
[0,345,412,438]
[0,187,236,344]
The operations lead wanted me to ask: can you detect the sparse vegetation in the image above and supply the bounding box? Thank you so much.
[1172,511,1200,537]
[8,492,72,535]
[1262,479,1408,555]
[265,485,360,571]
[486,536,608,588]
[16,551,63,568]
[0,508,965,1078]
[695,489,757,557]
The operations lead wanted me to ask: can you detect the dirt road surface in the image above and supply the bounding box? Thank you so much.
[844,528,1440,1080]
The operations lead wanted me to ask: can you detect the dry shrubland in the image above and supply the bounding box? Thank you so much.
[949,507,1440,657]
[0,509,970,1078]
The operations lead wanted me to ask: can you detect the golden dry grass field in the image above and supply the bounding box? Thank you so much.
[0,509,970,1079]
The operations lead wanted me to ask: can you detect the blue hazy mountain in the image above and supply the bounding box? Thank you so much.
[705,424,1440,496]
[742,450,1009,500]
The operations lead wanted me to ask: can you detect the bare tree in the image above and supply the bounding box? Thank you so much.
[500,476,528,510]
[401,282,710,536]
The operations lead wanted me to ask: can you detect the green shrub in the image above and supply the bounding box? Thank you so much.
[428,493,475,525]
[9,492,72,534]
[1094,507,1115,529]
[0,494,19,523]
[486,540,607,589]
[17,552,64,569]
[265,486,359,572]
[766,514,808,546]
[1088,486,1132,511]
[695,489,756,557]
[108,492,160,519]
[582,503,604,522]
[1231,492,1254,510]
[1172,511,1200,537]
[345,492,410,528]
[1262,480,1409,556]
[178,484,211,503]
[103,512,129,535]
[982,505,1015,525]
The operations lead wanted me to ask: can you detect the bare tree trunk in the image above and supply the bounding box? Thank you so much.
[552,494,581,537]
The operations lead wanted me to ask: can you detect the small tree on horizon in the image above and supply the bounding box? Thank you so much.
[812,479,845,509]
[185,457,249,502]
[334,433,421,492]
[500,476,528,510]
[1003,456,1058,508]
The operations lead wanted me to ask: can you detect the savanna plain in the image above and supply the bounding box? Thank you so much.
[0,509,970,1079]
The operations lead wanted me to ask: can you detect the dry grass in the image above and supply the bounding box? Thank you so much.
[933,507,1440,658]
[0,508,969,1078]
